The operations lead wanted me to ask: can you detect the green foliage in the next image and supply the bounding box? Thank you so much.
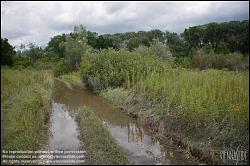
[95,35,114,49]
[59,26,90,72]
[165,31,188,57]
[191,48,249,71]
[174,56,192,68]
[1,69,53,150]
[183,20,249,54]
[100,68,249,151]
[192,49,209,70]
[53,59,69,77]
[25,43,45,61]
[87,31,98,48]
[100,88,133,109]
[80,45,248,156]
[149,39,174,64]
[148,29,165,42]
[1,38,15,66]
[224,53,249,71]
[57,71,84,89]
[4,21,249,72]
[127,37,141,51]
[13,58,30,69]
[46,34,66,58]
[32,56,59,70]
[215,41,230,54]
[80,49,167,92]
[141,69,249,148]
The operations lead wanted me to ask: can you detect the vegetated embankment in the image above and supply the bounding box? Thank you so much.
[80,49,249,165]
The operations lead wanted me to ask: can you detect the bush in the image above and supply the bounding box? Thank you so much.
[53,59,69,77]
[60,29,90,71]
[32,57,59,70]
[175,56,192,68]
[224,53,248,71]
[192,49,209,70]
[192,48,248,71]
[149,39,174,65]
[80,49,167,92]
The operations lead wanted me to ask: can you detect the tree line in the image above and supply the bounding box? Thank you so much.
[1,20,249,72]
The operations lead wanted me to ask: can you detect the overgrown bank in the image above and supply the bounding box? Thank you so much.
[1,68,54,150]
[80,49,249,165]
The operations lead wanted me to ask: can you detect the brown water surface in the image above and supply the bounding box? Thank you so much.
[50,80,198,165]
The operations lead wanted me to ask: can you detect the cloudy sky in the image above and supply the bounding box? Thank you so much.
[1,1,249,48]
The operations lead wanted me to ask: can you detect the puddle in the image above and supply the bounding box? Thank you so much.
[48,103,82,151]
[51,80,197,165]
[39,87,84,165]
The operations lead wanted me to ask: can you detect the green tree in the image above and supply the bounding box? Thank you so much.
[22,43,44,62]
[148,29,165,42]
[184,20,249,54]
[183,26,204,48]
[60,25,90,71]
[138,31,150,47]
[127,37,141,51]
[165,31,188,57]
[1,38,15,66]
[46,34,66,58]
[87,31,98,48]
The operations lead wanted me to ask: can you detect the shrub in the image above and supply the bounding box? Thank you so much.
[192,49,208,70]
[149,39,174,65]
[53,59,69,77]
[80,49,167,92]
[192,48,248,71]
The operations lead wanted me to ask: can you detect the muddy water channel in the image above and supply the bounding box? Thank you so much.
[49,80,198,165]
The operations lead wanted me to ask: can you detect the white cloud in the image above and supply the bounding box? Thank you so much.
[1,1,249,47]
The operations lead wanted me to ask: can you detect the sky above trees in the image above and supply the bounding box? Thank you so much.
[1,1,249,47]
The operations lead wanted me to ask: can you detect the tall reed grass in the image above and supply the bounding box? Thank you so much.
[81,48,249,163]
[133,69,249,149]
[1,68,54,150]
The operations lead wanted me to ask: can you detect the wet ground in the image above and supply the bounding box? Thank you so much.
[47,80,198,165]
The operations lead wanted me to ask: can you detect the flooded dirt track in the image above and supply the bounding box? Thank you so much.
[48,103,82,151]
[38,101,84,165]
[49,80,198,165]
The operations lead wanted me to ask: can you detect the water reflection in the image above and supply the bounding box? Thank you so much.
[38,102,84,165]
[53,80,197,165]
[106,122,168,165]
[49,103,82,151]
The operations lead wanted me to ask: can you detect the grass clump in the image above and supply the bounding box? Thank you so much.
[76,106,130,165]
[1,68,54,150]
[56,71,84,90]
[138,69,249,148]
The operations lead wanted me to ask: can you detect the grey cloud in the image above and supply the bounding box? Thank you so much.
[104,2,128,13]
[1,1,249,47]
[2,31,30,40]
